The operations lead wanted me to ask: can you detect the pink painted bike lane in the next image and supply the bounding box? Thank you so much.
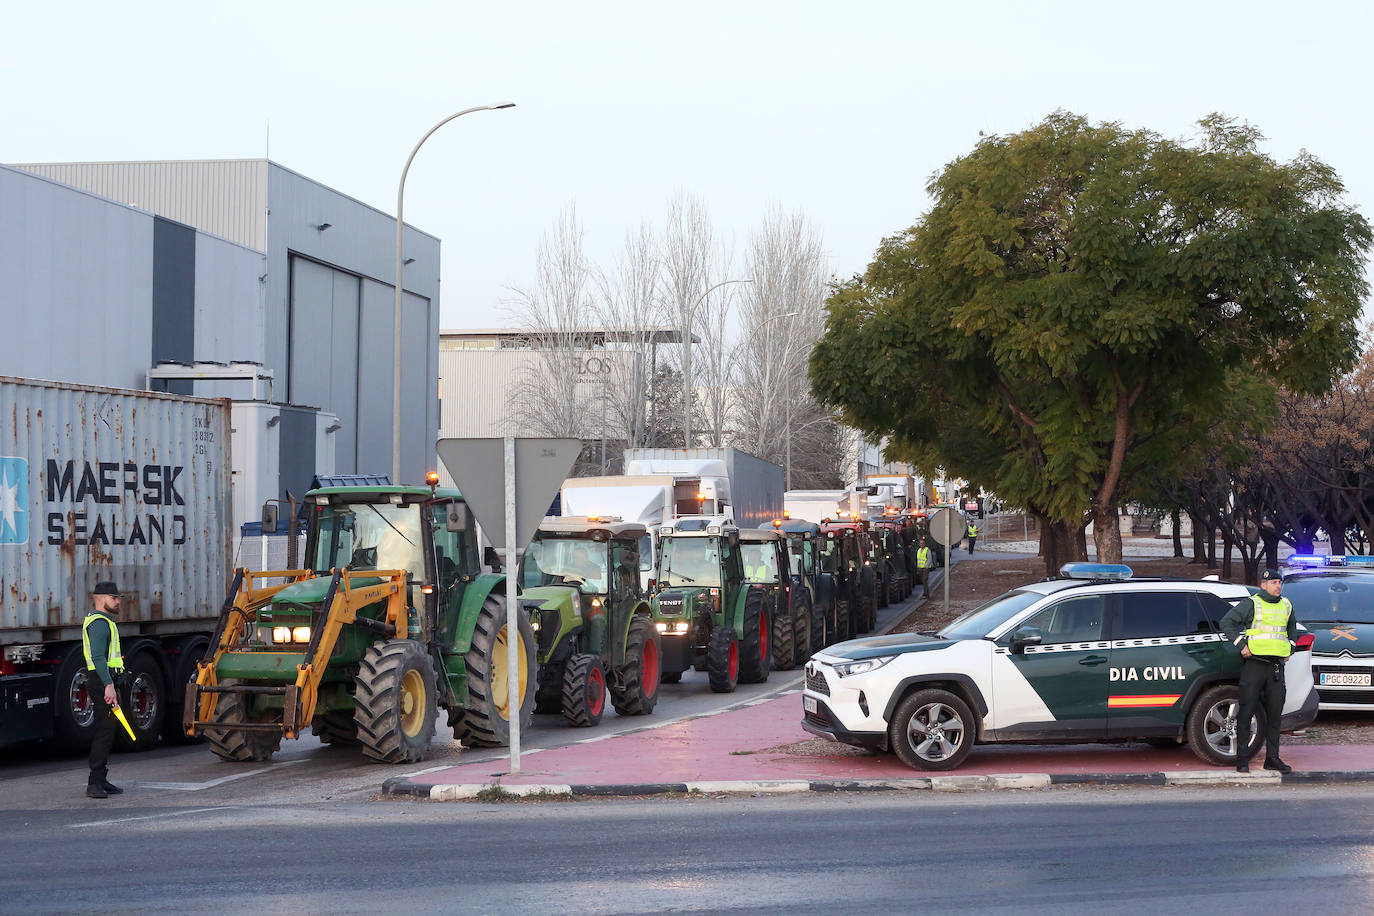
[404,693,1374,788]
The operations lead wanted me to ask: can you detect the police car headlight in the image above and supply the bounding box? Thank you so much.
[833,656,896,678]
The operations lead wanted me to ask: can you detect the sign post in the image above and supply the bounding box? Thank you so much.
[928,507,960,618]
[435,436,579,774]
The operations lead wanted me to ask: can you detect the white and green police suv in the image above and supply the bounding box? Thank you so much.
[802,563,1319,770]
[1283,554,1374,711]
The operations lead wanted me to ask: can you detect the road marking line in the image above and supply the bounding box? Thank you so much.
[140,759,305,791]
[70,806,237,829]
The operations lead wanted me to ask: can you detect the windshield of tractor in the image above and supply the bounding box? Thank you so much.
[312,502,426,582]
[787,535,811,578]
[522,537,609,595]
[660,536,723,588]
[741,542,779,583]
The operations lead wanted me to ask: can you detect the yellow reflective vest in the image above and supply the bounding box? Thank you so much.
[1244,596,1293,658]
[82,612,124,681]
[916,547,934,570]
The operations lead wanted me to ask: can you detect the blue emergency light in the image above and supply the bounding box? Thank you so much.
[1285,555,1329,567]
[1059,562,1133,581]
[1343,556,1374,567]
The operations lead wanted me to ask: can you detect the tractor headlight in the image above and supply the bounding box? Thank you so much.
[272,626,291,643]
[833,656,896,678]
[655,621,690,635]
[530,617,541,632]
[292,626,311,643]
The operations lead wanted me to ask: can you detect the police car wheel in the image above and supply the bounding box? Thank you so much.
[889,688,975,771]
[1186,684,1264,767]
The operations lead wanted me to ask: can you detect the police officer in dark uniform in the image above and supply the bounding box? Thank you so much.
[1219,569,1298,774]
[82,581,125,798]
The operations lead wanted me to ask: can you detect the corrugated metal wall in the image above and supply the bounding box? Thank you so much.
[10,160,269,250]
[0,377,233,642]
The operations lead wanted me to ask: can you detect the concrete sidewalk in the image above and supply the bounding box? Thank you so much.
[383,691,1374,800]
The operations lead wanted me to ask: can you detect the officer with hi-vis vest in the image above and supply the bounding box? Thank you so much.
[915,537,936,598]
[1219,569,1298,774]
[82,581,125,798]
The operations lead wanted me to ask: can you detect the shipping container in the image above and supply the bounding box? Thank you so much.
[0,376,232,750]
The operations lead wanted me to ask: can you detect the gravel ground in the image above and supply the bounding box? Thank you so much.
[884,554,1374,745]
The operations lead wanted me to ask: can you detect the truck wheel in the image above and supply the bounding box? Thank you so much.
[834,597,852,643]
[53,647,98,751]
[772,596,796,671]
[1186,684,1264,766]
[562,653,607,727]
[738,589,771,684]
[706,626,740,693]
[792,591,814,665]
[115,650,166,751]
[889,688,975,771]
[162,637,208,745]
[453,596,536,748]
[611,616,660,716]
[312,708,360,746]
[354,639,436,764]
[207,679,282,762]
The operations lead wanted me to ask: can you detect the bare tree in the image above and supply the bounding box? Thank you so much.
[659,193,718,447]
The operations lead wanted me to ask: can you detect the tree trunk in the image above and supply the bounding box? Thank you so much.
[1242,555,1260,586]
[1205,526,1217,570]
[1260,525,1280,572]
[1091,504,1123,564]
[1040,519,1089,577]
[1172,507,1184,558]
[1189,511,1207,563]
[1330,523,1347,556]
[1221,530,1234,580]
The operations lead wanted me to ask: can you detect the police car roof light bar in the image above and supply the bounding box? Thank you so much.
[1342,555,1374,567]
[1058,562,1133,581]
[1285,555,1328,567]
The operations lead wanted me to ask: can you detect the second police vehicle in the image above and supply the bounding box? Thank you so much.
[1282,554,1374,712]
[802,563,1320,770]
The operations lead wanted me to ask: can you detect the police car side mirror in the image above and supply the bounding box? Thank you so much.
[1010,626,1044,655]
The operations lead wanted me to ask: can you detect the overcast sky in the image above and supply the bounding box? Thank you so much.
[5,0,1371,330]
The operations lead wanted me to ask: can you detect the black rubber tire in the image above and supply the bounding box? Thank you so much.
[660,670,683,684]
[52,646,98,752]
[772,594,796,671]
[207,678,283,762]
[792,591,814,665]
[354,639,437,763]
[706,626,740,693]
[162,637,208,745]
[312,708,360,746]
[834,596,852,643]
[738,588,772,684]
[115,650,166,752]
[453,595,537,748]
[889,688,976,771]
[876,572,889,609]
[1186,684,1264,767]
[534,658,567,714]
[611,616,661,717]
[562,653,607,727]
[861,588,877,633]
[810,592,827,654]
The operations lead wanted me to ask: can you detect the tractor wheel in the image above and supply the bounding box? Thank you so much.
[793,591,814,665]
[861,587,878,633]
[312,708,360,746]
[876,573,889,609]
[889,575,903,605]
[706,626,740,693]
[834,596,852,643]
[810,595,827,655]
[772,596,796,671]
[660,671,683,684]
[453,596,536,748]
[207,679,282,762]
[738,588,772,684]
[534,658,567,714]
[611,616,661,717]
[562,653,607,727]
[354,639,437,764]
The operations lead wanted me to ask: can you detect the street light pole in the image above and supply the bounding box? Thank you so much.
[393,102,515,483]
[682,277,753,448]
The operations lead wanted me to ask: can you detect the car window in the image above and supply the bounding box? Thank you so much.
[1019,595,1106,643]
[1110,592,1215,640]
[1284,575,1374,624]
[939,590,1043,641]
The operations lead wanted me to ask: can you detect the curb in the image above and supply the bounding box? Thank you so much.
[382,768,1374,800]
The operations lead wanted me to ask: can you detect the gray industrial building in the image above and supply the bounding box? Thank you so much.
[1,160,441,537]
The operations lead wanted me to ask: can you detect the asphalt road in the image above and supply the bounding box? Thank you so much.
[5,784,1374,914]
[0,582,932,811]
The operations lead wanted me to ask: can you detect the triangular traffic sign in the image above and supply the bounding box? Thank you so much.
[435,437,580,551]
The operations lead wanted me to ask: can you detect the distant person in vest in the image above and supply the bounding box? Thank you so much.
[915,538,936,598]
[1219,569,1298,774]
[83,581,125,798]
[965,520,979,554]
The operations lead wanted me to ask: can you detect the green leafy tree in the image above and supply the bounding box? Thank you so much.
[813,112,1370,570]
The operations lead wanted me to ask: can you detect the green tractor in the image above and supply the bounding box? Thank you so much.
[771,519,837,651]
[186,482,536,764]
[518,517,662,727]
[819,521,877,637]
[738,528,813,670]
[650,522,771,693]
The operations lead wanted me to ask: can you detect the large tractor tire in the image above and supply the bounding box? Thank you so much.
[706,626,740,693]
[562,653,607,727]
[792,591,814,666]
[354,639,437,764]
[453,596,536,748]
[207,679,282,762]
[312,708,360,746]
[834,596,852,644]
[772,595,796,671]
[810,594,827,656]
[875,572,889,609]
[738,588,772,684]
[860,582,878,633]
[611,616,661,716]
[115,649,167,752]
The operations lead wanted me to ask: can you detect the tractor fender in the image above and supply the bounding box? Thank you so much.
[450,573,507,656]
[727,585,766,633]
